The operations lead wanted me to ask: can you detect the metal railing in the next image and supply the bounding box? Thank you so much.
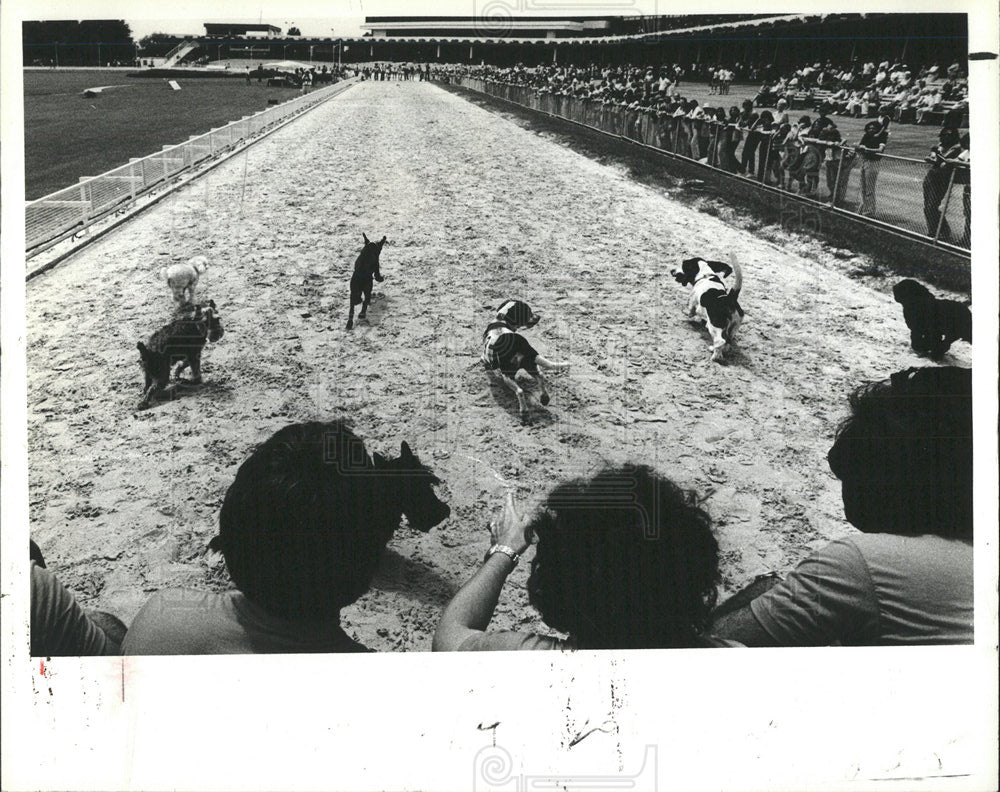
[161,39,195,67]
[25,78,357,256]
[450,77,971,252]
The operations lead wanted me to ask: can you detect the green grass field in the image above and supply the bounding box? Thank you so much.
[23,70,299,200]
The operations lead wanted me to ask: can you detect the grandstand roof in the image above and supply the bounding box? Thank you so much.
[361,16,613,39]
[359,14,831,44]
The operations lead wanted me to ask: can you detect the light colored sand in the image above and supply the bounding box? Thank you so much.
[25,80,970,651]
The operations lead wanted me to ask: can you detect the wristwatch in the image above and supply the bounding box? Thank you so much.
[484,544,520,566]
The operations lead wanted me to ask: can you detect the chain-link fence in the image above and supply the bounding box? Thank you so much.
[452,77,971,252]
[25,78,358,256]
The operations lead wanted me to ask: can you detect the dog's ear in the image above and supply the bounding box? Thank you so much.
[137,342,147,355]
[707,260,733,277]
[372,451,387,467]
[362,233,370,245]
[400,441,414,460]
[379,235,387,247]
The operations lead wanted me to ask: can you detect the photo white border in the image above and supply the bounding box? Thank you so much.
[3,1,997,790]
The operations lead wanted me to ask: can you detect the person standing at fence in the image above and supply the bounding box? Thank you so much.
[812,103,836,134]
[922,127,963,242]
[774,97,790,128]
[718,106,742,173]
[689,100,709,162]
[738,100,760,175]
[821,128,855,207]
[754,111,779,184]
[856,120,888,216]
[787,116,819,195]
[957,132,971,246]
[706,108,727,167]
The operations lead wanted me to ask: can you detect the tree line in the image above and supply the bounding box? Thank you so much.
[23,20,137,66]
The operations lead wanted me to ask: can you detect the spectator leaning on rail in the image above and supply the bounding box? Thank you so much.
[433,467,735,651]
[957,132,971,245]
[922,127,964,242]
[819,127,855,208]
[713,366,973,646]
[856,119,889,216]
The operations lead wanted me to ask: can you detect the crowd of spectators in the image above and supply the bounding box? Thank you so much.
[433,60,971,244]
[359,62,432,81]
[31,362,972,655]
[754,59,968,127]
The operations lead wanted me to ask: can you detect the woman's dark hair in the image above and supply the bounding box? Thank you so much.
[215,421,389,618]
[525,465,720,649]
[827,367,972,539]
[939,127,960,146]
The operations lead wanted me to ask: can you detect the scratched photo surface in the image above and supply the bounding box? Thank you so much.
[21,10,974,656]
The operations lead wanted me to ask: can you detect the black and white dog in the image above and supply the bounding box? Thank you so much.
[482,300,568,421]
[671,257,744,362]
[892,278,972,359]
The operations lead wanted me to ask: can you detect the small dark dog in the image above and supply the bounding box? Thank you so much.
[137,301,224,409]
[482,300,568,421]
[347,233,386,330]
[207,437,450,554]
[892,279,972,358]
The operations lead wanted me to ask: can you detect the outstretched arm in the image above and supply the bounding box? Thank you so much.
[433,493,533,651]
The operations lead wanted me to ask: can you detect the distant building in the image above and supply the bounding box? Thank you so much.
[203,23,281,39]
[360,16,614,40]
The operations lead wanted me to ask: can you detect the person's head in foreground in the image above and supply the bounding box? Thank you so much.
[826,365,972,540]
[528,466,720,649]
[123,420,449,654]
[713,366,973,647]
[212,421,387,619]
[434,465,722,651]
[213,419,450,619]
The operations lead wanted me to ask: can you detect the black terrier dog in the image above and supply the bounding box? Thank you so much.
[137,301,224,409]
[892,279,971,359]
[346,233,386,330]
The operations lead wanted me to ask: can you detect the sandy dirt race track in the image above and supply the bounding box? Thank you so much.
[26,80,971,651]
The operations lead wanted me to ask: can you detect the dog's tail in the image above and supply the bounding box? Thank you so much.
[535,355,569,371]
[727,261,743,305]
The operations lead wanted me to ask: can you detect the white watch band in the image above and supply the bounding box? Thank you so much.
[485,544,520,566]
